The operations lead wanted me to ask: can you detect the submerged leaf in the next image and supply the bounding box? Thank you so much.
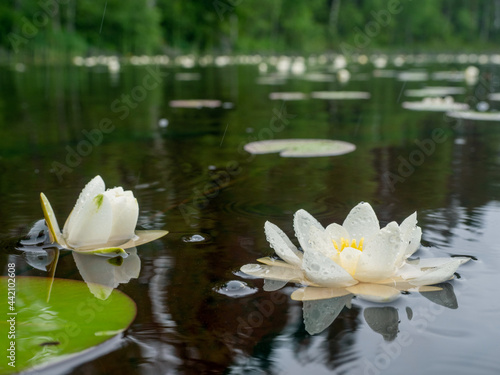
[244,139,356,157]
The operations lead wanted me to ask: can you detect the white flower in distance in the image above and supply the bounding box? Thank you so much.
[241,202,470,302]
[40,175,167,256]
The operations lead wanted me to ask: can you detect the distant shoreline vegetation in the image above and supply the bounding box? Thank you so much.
[1,0,500,62]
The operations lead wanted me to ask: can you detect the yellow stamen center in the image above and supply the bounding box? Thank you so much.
[332,237,364,253]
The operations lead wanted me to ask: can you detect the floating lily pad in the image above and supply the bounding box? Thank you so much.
[405,86,465,97]
[174,72,201,81]
[311,91,370,100]
[256,76,287,85]
[432,71,466,81]
[446,111,500,121]
[402,98,469,112]
[373,69,397,78]
[244,139,356,157]
[488,93,500,101]
[300,73,335,82]
[169,99,222,108]
[397,71,429,81]
[269,92,308,101]
[0,276,136,374]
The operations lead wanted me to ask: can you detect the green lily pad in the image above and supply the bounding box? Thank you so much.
[269,92,308,101]
[311,91,370,100]
[0,276,136,374]
[244,139,356,157]
[169,99,222,108]
[488,93,500,101]
[402,99,469,112]
[446,110,500,121]
[405,86,465,97]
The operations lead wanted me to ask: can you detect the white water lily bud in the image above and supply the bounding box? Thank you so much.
[103,187,139,245]
[62,176,138,250]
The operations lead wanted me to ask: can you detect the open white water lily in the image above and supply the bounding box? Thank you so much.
[241,202,470,302]
[40,175,168,256]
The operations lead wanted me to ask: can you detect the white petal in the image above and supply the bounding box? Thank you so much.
[302,248,358,287]
[293,209,325,252]
[396,212,418,263]
[406,258,470,286]
[339,247,362,275]
[257,257,297,268]
[103,189,139,245]
[398,214,422,261]
[399,212,417,241]
[291,287,351,301]
[240,263,310,284]
[346,283,401,303]
[63,176,105,237]
[64,193,113,249]
[307,225,339,259]
[406,256,471,269]
[394,262,423,280]
[325,223,350,243]
[342,202,380,240]
[119,230,168,249]
[264,221,303,267]
[406,225,422,257]
[354,222,401,282]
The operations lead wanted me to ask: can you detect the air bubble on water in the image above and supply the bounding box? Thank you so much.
[214,280,258,298]
[158,118,169,128]
[476,101,489,112]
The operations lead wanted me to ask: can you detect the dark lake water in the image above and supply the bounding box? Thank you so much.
[1,58,500,374]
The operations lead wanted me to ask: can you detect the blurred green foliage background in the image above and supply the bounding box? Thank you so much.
[1,0,500,60]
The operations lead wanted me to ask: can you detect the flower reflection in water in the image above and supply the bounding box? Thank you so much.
[73,248,140,300]
[17,223,142,300]
[299,281,459,336]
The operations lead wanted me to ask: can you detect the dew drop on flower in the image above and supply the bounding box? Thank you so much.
[214,280,257,298]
